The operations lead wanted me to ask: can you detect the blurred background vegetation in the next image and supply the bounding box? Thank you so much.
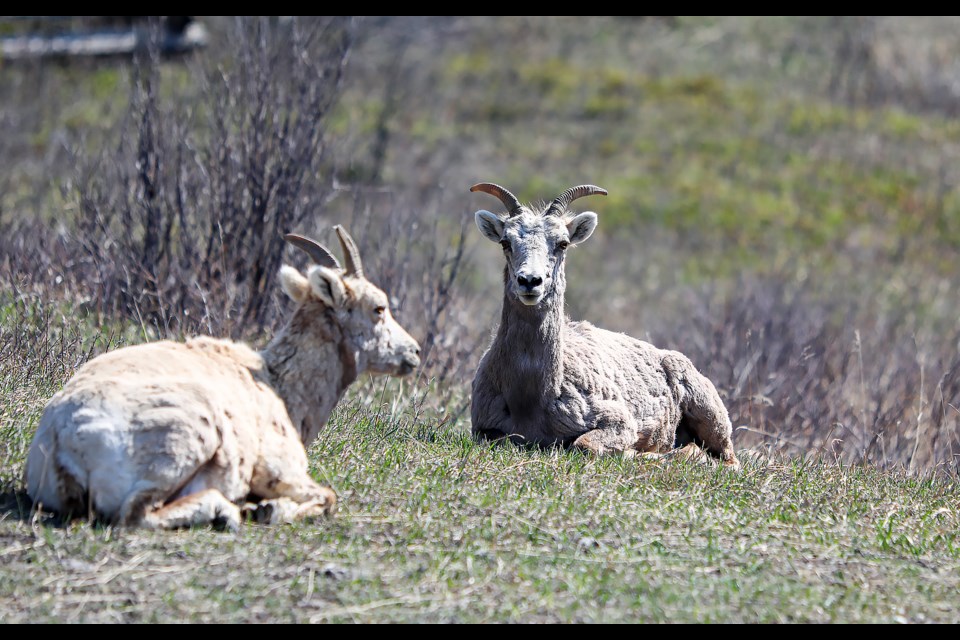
[2,16,960,477]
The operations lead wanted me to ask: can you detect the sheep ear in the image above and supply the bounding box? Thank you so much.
[475,210,505,243]
[279,266,311,303]
[307,266,347,308]
[567,212,598,245]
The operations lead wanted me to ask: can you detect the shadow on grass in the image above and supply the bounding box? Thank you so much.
[473,429,579,452]
[0,488,34,523]
[0,487,75,528]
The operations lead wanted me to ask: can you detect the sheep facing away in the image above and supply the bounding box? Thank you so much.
[469,183,739,468]
[24,226,421,530]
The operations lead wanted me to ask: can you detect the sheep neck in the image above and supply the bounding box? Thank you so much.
[260,302,358,445]
[493,266,566,403]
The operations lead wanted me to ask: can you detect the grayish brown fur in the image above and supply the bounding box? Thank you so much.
[469,183,739,467]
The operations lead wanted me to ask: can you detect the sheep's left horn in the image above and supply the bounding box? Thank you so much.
[334,225,363,277]
[470,182,524,217]
[545,185,608,217]
[284,233,342,270]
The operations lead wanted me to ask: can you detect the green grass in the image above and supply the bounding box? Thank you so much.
[2,399,959,623]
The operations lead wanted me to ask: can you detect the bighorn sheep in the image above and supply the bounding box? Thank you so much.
[469,183,739,467]
[25,226,421,529]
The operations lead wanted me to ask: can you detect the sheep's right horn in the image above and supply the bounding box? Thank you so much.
[545,185,608,217]
[470,182,524,217]
[334,225,364,277]
[284,233,342,270]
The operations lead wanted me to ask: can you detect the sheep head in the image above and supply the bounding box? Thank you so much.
[471,183,606,306]
[281,226,421,376]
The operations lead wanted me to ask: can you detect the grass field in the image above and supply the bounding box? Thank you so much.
[2,17,960,623]
[3,403,960,623]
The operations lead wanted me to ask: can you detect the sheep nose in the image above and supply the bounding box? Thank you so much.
[517,274,542,290]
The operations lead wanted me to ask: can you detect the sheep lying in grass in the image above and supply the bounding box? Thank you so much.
[24,226,422,530]
[469,183,739,468]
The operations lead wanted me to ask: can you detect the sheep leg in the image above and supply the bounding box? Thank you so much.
[572,429,639,457]
[570,400,647,457]
[662,354,740,469]
[279,478,338,512]
[243,484,336,525]
[247,471,338,525]
[243,495,333,525]
[639,442,712,466]
[570,408,638,457]
[471,385,515,443]
[681,397,740,469]
[246,427,338,525]
[132,488,242,531]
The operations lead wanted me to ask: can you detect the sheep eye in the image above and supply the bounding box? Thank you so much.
[555,241,569,252]
[374,306,386,318]
[500,240,512,252]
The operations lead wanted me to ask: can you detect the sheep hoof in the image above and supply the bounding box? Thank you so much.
[663,442,710,466]
[723,456,742,471]
[243,498,299,525]
[243,494,335,525]
[295,496,336,521]
[572,432,603,455]
[212,503,242,532]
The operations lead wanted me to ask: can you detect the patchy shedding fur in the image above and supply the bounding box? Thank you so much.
[469,183,739,467]
[25,227,421,529]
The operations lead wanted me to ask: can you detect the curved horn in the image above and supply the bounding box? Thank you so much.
[470,182,524,217]
[545,185,608,217]
[334,225,363,277]
[284,233,341,270]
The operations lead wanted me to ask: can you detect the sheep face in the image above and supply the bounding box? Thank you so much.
[336,274,422,376]
[281,265,420,376]
[471,183,605,307]
[281,227,421,377]
[475,208,598,306]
